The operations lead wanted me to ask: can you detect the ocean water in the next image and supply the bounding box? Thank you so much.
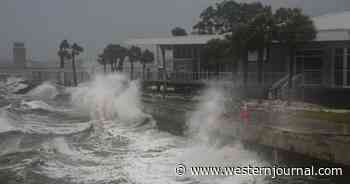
[0,74,346,184]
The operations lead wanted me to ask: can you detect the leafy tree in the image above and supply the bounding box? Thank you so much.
[195,1,267,91]
[194,1,316,101]
[193,6,219,34]
[71,43,84,86]
[202,38,232,74]
[128,46,142,80]
[273,8,316,102]
[193,1,263,35]
[58,40,70,68]
[171,27,188,36]
[140,49,154,79]
[247,6,274,91]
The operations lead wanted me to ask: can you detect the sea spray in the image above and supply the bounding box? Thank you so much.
[179,87,267,184]
[185,86,239,145]
[70,74,146,123]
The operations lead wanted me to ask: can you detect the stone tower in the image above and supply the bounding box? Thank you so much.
[13,42,26,68]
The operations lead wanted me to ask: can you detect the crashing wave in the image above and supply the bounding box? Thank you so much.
[0,77,28,95]
[70,74,147,123]
[27,82,59,100]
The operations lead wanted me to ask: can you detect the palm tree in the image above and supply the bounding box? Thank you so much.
[140,49,154,79]
[110,45,120,72]
[273,8,316,103]
[58,40,70,68]
[128,46,142,80]
[98,53,107,74]
[249,7,274,85]
[246,6,275,101]
[116,46,128,72]
[71,43,84,86]
[103,44,129,72]
[229,23,253,91]
[103,44,116,72]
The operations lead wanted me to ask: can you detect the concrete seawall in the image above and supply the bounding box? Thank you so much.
[235,122,350,166]
[144,97,350,166]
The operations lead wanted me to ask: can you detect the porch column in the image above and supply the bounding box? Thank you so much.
[161,46,167,80]
[156,45,160,67]
[160,45,167,99]
[330,48,335,87]
[344,48,348,87]
[197,47,201,78]
[323,47,332,87]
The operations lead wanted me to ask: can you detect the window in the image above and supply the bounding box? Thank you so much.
[173,46,193,59]
[296,49,323,85]
[333,48,345,87]
[335,72,343,86]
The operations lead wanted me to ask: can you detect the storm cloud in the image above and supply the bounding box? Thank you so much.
[0,0,349,62]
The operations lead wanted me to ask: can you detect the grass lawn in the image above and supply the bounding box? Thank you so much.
[297,110,350,124]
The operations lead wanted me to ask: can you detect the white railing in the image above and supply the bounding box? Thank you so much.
[125,70,285,87]
[0,67,91,86]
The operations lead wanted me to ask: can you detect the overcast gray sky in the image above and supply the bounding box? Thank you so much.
[1,0,350,62]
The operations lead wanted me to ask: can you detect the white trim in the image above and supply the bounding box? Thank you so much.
[125,35,223,45]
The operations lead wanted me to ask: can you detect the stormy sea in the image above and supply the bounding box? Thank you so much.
[0,74,346,184]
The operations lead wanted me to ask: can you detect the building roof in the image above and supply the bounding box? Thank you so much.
[313,11,350,30]
[126,11,350,46]
[313,12,350,41]
[126,35,223,46]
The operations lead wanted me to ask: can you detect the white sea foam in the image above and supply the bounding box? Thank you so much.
[20,100,56,111]
[0,77,28,94]
[0,112,17,133]
[28,82,58,100]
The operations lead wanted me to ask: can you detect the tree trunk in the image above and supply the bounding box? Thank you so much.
[60,56,64,68]
[257,48,264,102]
[257,48,264,85]
[110,61,113,72]
[112,59,116,72]
[142,63,146,80]
[72,55,78,87]
[288,46,295,104]
[130,60,134,80]
[113,59,118,72]
[111,60,114,72]
[118,57,124,72]
[103,63,106,74]
[118,59,122,72]
[243,50,249,95]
